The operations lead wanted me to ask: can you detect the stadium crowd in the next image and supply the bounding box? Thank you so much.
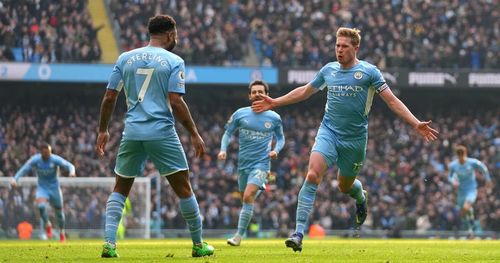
[105,0,498,69]
[0,0,102,63]
[0,92,498,238]
[106,0,248,66]
[4,0,496,69]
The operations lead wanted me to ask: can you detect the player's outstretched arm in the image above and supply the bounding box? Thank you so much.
[11,156,35,187]
[218,132,230,161]
[169,92,206,158]
[96,89,119,157]
[56,156,76,177]
[379,88,439,142]
[252,83,317,112]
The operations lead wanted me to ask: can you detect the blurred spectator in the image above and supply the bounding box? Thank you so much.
[248,0,500,69]
[107,0,247,66]
[0,0,101,63]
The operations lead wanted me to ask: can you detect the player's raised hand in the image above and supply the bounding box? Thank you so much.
[415,120,439,143]
[252,95,275,113]
[95,131,109,157]
[192,134,206,158]
[269,150,278,159]
[217,151,227,160]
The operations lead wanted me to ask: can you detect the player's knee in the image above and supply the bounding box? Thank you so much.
[242,192,256,203]
[306,170,322,185]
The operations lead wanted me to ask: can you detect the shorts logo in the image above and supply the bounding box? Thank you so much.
[264,122,272,129]
[354,71,363,80]
[353,162,363,173]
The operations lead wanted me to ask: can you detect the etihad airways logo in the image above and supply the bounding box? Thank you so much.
[328,85,363,97]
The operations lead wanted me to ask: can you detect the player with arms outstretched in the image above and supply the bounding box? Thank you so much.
[252,27,439,252]
[96,15,214,258]
[11,143,76,242]
[218,80,285,246]
[448,145,492,236]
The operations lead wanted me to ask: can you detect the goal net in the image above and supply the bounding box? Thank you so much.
[0,177,151,240]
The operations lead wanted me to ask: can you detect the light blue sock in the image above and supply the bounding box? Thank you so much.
[104,192,126,244]
[55,208,65,230]
[348,179,366,204]
[236,203,254,236]
[38,203,49,226]
[296,181,318,235]
[180,195,203,244]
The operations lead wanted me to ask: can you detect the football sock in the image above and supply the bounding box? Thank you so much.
[467,208,475,231]
[55,208,65,230]
[38,202,49,226]
[180,195,203,244]
[348,179,366,204]
[104,192,126,244]
[236,203,254,236]
[296,181,318,235]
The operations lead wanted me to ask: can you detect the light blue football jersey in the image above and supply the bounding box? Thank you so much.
[14,154,75,189]
[310,61,388,140]
[220,107,285,171]
[448,158,491,192]
[107,46,186,140]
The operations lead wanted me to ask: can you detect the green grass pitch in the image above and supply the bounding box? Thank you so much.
[1,238,500,262]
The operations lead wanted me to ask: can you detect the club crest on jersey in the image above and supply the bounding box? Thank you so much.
[354,71,363,80]
[50,163,55,168]
[264,122,272,129]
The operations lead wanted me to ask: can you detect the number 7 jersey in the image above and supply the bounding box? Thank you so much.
[106,46,186,140]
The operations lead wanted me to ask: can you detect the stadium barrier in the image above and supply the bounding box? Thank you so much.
[1,62,499,88]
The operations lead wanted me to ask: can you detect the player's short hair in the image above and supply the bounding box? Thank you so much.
[40,142,51,150]
[248,80,269,95]
[148,15,176,35]
[336,27,361,47]
[455,145,467,155]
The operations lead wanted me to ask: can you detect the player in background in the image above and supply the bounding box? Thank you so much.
[252,27,439,252]
[448,145,492,236]
[96,15,214,258]
[117,197,132,240]
[218,80,285,246]
[10,143,76,242]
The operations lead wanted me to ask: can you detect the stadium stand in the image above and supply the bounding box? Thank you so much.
[2,1,497,68]
[105,0,499,68]
[0,0,102,63]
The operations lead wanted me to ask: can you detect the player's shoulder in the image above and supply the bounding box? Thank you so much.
[449,159,459,167]
[358,60,379,72]
[321,62,340,71]
[30,154,42,162]
[265,110,282,120]
[118,48,139,61]
[49,154,64,161]
[467,157,481,164]
[237,106,252,115]
[159,48,184,66]
[231,107,250,118]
